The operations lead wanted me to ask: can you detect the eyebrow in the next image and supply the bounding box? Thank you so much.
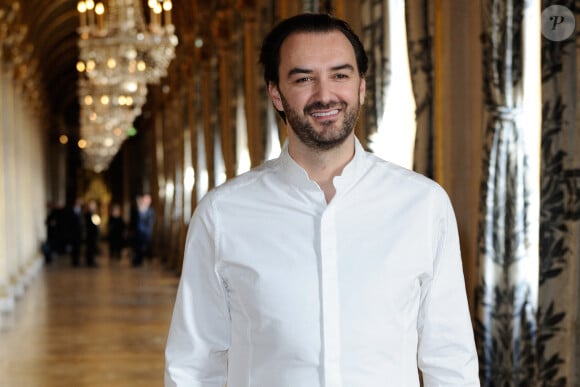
[286,64,356,78]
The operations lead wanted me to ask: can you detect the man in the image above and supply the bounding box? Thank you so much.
[84,199,100,267]
[130,194,155,266]
[107,203,126,261]
[165,13,479,386]
[62,197,84,267]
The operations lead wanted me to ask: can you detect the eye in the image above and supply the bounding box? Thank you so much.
[294,76,313,83]
[334,73,349,80]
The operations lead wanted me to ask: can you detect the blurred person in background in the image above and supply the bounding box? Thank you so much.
[130,194,155,267]
[84,199,101,268]
[107,203,126,261]
[61,197,84,267]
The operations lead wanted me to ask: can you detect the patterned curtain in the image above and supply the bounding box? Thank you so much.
[405,0,435,178]
[537,1,580,384]
[474,1,538,385]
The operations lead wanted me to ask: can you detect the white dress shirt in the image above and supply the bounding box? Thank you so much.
[165,139,480,387]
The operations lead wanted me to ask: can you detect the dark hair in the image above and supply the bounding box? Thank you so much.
[259,13,368,87]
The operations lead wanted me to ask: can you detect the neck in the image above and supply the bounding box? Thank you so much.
[288,134,355,203]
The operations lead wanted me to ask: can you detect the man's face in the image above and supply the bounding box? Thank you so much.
[269,31,366,151]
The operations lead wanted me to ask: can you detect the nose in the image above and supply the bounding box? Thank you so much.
[313,78,334,103]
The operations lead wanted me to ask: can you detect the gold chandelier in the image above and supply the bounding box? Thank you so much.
[76,0,178,172]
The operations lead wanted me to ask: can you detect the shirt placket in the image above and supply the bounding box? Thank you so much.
[320,204,342,387]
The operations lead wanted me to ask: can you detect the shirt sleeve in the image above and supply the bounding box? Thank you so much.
[165,194,230,387]
[417,189,480,386]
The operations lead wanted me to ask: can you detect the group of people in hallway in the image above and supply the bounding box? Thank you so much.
[43,194,155,268]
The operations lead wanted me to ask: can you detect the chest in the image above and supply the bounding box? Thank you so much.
[215,200,433,319]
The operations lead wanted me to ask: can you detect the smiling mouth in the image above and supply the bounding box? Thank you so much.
[311,109,340,118]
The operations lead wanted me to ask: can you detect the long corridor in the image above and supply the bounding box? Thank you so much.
[0,253,179,387]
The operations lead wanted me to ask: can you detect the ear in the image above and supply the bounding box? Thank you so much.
[268,83,284,112]
[359,78,366,105]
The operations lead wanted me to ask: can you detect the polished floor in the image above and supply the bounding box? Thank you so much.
[0,251,179,387]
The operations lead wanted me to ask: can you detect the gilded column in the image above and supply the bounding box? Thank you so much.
[151,85,167,252]
[278,0,302,19]
[184,47,199,210]
[164,91,177,262]
[0,5,11,312]
[188,77,198,209]
[2,3,23,300]
[174,80,187,269]
[213,8,236,180]
[238,1,265,167]
[200,46,215,190]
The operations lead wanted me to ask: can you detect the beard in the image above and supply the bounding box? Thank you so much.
[280,93,360,152]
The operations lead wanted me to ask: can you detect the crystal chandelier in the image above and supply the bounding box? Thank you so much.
[77,75,148,172]
[76,0,178,172]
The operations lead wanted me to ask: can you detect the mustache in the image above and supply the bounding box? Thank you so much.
[304,101,346,114]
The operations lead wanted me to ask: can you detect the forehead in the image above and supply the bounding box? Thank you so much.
[279,30,357,71]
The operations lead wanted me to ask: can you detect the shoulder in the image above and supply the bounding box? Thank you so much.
[365,152,446,194]
[206,158,280,200]
[194,158,280,213]
[358,152,453,219]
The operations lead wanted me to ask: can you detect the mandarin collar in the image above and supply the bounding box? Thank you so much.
[278,138,368,193]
